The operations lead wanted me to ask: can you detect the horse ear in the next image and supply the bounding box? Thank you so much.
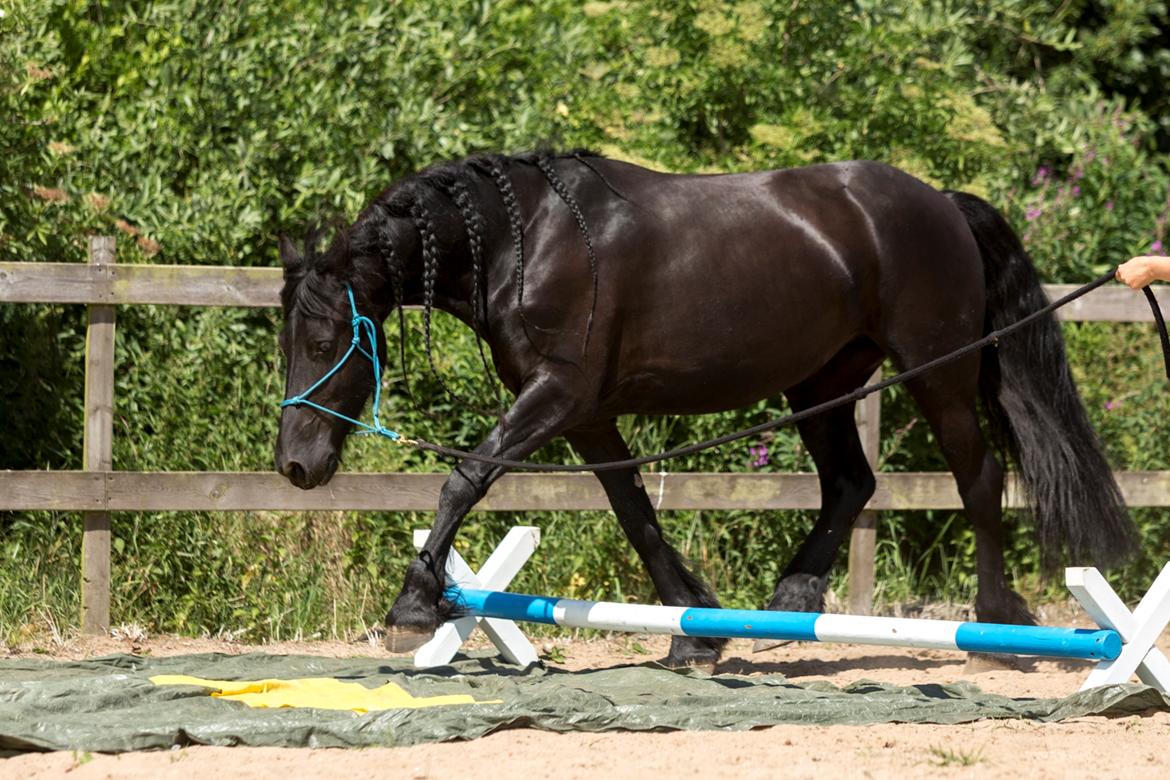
[278,234,302,271]
[321,225,351,275]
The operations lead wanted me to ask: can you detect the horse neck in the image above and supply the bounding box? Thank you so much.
[431,171,534,332]
[361,165,533,331]
[393,204,486,330]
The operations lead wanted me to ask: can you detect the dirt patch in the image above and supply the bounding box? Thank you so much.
[4,632,1169,779]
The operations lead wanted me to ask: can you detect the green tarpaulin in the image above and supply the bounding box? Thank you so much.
[2,652,1167,753]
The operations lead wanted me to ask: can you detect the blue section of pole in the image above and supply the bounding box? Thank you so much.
[448,588,560,625]
[679,607,820,642]
[954,623,1121,660]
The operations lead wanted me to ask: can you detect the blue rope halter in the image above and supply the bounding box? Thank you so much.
[279,285,401,441]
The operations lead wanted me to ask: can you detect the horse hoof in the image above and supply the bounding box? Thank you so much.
[658,655,716,674]
[964,652,1032,673]
[766,573,829,613]
[751,638,793,654]
[383,625,434,654]
[661,642,721,673]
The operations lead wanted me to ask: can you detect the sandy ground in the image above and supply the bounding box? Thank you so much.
[4,628,1170,780]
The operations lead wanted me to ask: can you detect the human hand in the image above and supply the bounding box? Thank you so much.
[1116,256,1170,290]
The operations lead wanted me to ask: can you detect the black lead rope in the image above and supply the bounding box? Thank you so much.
[401,270,1170,473]
[1144,286,1170,381]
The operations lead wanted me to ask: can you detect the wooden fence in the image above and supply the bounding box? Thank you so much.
[3,238,1170,633]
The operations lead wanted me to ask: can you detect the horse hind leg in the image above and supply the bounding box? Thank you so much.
[760,342,882,632]
[894,354,1034,629]
[566,421,726,671]
[765,406,875,616]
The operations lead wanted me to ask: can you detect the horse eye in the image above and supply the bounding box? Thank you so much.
[314,339,333,357]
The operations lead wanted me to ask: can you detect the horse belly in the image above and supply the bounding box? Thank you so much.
[607,287,857,415]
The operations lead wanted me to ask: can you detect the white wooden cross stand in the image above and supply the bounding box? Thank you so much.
[412,526,541,669]
[1068,561,1170,692]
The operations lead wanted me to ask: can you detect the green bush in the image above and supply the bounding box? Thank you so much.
[3,0,1170,642]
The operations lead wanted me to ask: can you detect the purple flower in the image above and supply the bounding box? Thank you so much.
[1071,185,1081,197]
[1025,207,1043,221]
[1073,167,1084,180]
[748,444,769,469]
[1105,200,1114,211]
[1105,400,1117,411]
[1031,166,1050,186]
[1154,240,1165,255]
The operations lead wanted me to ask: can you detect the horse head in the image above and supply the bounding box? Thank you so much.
[274,228,390,489]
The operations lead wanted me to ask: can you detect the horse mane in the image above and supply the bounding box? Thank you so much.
[281,149,607,414]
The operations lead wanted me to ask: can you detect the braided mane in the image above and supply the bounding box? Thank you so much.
[282,150,605,414]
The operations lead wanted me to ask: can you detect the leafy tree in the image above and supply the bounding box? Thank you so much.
[2,0,1169,640]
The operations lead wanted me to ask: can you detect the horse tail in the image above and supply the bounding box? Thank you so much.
[944,189,1138,568]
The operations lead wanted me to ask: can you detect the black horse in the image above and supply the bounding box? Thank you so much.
[275,151,1136,668]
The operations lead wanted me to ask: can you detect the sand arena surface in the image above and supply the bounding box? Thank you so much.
[4,630,1169,779]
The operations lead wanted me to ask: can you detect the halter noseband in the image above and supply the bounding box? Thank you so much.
[279,285,401,441]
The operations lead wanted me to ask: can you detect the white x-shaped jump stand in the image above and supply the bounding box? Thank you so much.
[1068,562,1170,692]
[411,526,541,669]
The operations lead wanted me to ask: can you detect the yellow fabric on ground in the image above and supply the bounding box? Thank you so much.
[150,675,498,713]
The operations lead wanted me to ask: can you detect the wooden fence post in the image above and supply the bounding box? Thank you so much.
[848,368,882,615]
[81,236,115,635]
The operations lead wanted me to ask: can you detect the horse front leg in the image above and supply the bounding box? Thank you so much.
[383,376,580,652]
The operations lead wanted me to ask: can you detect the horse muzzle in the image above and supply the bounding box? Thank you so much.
[275,450,339,489]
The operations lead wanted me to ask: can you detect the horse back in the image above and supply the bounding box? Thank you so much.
[506,158,984,414]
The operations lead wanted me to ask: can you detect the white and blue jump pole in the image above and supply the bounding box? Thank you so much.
[412,526,1170,692]
[447,588,1120,661]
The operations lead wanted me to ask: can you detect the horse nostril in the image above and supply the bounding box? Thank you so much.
[281,459,307,486]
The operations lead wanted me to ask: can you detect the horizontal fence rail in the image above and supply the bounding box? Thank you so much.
[2,249,1169,634]
[0,262,282,307]
[3,261,1170,320]
[4,471,1170,512]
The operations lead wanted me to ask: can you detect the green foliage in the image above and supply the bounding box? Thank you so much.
[3,0,1170,642]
